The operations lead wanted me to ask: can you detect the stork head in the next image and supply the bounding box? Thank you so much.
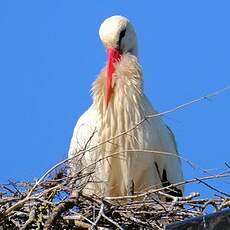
[99,15,138,107]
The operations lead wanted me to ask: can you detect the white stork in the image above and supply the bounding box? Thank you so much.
[68,15,184,197]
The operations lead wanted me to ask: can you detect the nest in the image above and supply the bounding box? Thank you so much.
[1,162,230,230]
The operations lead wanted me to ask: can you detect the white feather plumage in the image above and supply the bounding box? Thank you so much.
[68,16,184,197]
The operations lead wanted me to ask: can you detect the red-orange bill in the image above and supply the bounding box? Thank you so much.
[105,48,122,107]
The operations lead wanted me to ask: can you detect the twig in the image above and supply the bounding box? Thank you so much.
[196,178,230,197]
[219,200,230,209]
[105,172,230,200]
[100,203,124,230]
[44,197,76,230]
[92,203,104,228]
[20,207,36,230]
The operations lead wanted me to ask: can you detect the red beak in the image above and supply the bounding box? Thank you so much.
[105,47,122,107]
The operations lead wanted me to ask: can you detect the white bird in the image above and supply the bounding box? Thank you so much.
[68,15,184,197]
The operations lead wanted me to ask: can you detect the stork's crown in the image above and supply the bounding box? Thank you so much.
[99,15,138,56]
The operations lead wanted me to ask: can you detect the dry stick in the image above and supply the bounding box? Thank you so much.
[225,162,230,169]
[92,203,104,228]
[8,180,23,196]
[64,214,95,226]
[2,198,30,218]
[108,149,203,171]
[75,148,227,194]
[10,218,21,228]
[44,197,76,230]
[119,211,158,229]
[0,185,16,195]
[104,172,230,200]
[27,149,178,199]
[146,86,230,119]
[86,85,230,154]
[76,149,183,176]
[98,203,124,230]
[68,220,91,229]
[101,212,124,230]
[20,207,36,230]
[158,191,200,203]
[16,86,230,203]
[219,200,230,209]
[63,214,93,228]
[1,196,53,219]
[195,178,230,197]
[70,146,225,199]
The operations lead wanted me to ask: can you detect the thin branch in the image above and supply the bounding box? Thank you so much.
[196,178,230,197]
[104,172,230,200]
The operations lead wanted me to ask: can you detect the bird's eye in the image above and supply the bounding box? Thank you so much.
[118,29,126,49]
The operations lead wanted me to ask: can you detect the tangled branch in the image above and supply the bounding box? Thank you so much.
[0,167,230,229]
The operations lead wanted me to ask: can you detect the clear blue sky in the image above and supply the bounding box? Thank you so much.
[0,1,229,197]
